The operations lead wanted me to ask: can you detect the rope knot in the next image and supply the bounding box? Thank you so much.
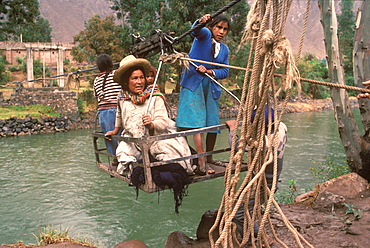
[260,29,274,54]
[272,35,301,92]
[159,52,190,70]
[247,138,258,150]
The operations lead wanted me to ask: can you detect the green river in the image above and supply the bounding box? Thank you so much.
[0,109,362,247]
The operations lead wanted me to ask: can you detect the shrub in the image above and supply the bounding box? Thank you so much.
[310,157,350,184]
[275,179,298,204]
[31,225,96,246]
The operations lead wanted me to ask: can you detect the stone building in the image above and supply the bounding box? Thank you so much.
[0,42,76,87]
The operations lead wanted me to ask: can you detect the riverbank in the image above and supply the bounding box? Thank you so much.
[76,96,360,128]
[0,96,365,248]
[83,95,359,126]
[0,95,359,137]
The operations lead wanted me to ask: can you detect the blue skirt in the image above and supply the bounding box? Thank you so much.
[176,77,220,133]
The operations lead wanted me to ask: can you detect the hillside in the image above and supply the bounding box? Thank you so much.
[38,0,116,43]
[38,0,360,59]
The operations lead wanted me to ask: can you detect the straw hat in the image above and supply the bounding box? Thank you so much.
[113,55,151,85]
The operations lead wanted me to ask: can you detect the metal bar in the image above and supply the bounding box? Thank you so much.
[145,61,163,114]
[174,0,242,42]
[187,60,241,104]
[150,148,231,167]
[92,123,229,142]
[93,136,101,163]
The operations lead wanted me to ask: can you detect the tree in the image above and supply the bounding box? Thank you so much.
[297,55,330,99]
[353,1,370,180]
[337,0,356,96]
[0,0,52,42]
[108,0,249,91]
[71,15,126,63]
[22,16,52,42]
[318,0,369,181]
[337,0,355,76]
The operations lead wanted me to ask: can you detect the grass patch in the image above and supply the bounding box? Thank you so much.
[0,104,60,119]
[275,179,298,204]
[31,225,97,246]
[275,157,351,204]
[310,157,350,184]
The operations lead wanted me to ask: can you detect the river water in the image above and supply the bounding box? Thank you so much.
[0,109,362,247]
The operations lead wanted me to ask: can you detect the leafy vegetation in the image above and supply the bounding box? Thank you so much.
[0,0,52,42]
[0,104,59,119]
[16,56,50,78]
[310,157,351,184]
[275,179,298,204]
[0,55,11,83]
[337,0,355,92]
[343,203,363,220]
[298,54,330,99]
[71,15,125,63]
[31,225,96,246]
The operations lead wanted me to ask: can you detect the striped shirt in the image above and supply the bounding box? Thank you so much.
[93,70,121,110]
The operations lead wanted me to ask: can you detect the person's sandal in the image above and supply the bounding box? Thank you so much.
[194,166,206,176]
[212,160,225,166]
[112,158,119,167]
[195,166,215,175]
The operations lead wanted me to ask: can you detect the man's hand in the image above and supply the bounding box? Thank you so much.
[225,120,237,131]
[104,130,116,141]
[357,80,370,99]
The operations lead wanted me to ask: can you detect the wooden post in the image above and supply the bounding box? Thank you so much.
[57,47,65,87]
[139,139,156,193]
[26,46,34,87]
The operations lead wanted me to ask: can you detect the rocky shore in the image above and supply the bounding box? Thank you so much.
[0,112,96,137]
[0,96,360,137]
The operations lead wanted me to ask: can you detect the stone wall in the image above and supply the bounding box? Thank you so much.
[0,116,70,137]
[0,87,80,121]
[0,87,89,137]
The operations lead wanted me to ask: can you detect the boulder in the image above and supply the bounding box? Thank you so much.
[313,173,369,210]
[196,209,220,241]
[113,240,148,248]
[165,231,196,248]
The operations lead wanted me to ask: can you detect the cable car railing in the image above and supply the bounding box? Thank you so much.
[92,123,246,193]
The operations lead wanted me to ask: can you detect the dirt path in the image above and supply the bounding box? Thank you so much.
[272,188,370,248]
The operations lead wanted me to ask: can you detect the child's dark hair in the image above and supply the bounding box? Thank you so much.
[207,14,230,29]
[96,54,113,72]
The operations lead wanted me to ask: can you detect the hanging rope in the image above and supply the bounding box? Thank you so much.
[205,0,316,247]
[160,53,370,94]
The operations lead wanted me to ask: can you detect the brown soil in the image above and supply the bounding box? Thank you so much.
[271,188,370,248]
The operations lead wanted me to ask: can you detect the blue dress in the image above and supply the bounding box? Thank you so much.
[176,19,229,131]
